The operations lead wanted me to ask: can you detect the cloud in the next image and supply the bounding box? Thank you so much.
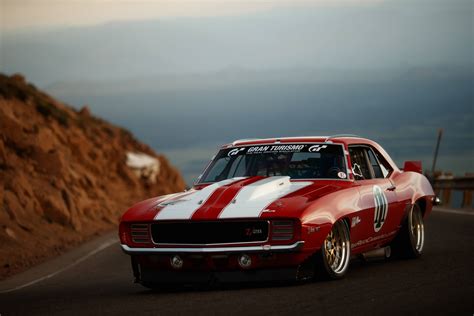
[2,0,383,30]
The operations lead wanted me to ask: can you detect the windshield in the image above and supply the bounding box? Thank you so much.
[198,143,348,183]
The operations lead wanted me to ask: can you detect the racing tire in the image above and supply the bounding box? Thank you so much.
[391,203,425,259]
[315,220,351,280]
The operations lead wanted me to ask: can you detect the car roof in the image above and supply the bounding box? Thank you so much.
[222,135,400,172]
[224,135,374,147]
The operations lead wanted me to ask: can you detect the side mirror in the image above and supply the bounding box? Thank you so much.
[403,161,422,174]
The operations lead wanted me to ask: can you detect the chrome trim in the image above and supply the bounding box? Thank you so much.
[121,241,305,254]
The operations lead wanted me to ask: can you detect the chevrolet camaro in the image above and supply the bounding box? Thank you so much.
[119,135,435,288]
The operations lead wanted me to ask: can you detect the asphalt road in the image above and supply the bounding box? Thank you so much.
[1,210,473,316]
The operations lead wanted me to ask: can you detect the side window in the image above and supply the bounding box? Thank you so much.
[349,147,372,180]
[372,149,392,178]
[367,149,384,178]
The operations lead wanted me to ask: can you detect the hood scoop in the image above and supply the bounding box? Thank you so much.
[235,176,291,202]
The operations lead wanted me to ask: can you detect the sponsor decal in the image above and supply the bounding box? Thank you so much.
[351,230,397,248]
[247,144,306,154]
[225,143,336,157]
[337,171,347,179]
[228,148,246,157]
[351,216,361,228]
[373,185,388,232]
[308,145,328,152]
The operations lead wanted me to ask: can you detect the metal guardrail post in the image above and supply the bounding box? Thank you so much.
[432,173,473,209]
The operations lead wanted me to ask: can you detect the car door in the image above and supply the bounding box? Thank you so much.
[349,146,404,250]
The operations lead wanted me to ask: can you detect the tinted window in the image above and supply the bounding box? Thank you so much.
[203,158,231,182]
[373,149,392,178]
[367,149,384,178]
[200,144,347,183]
[349,147,372,180]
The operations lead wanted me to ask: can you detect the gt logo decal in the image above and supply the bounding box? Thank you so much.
[373,185,388,232]
[228,148,245,157]
[308,145,327,152]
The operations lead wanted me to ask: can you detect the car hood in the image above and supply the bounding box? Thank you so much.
[121,176,352,222]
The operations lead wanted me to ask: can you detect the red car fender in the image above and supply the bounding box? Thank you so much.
[391,171,435,218]
[299,185,360,251]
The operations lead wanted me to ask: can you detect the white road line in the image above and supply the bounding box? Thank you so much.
[0,238,117,294]
[433,208,474,216]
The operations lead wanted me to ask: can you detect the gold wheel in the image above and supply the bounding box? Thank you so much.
[409,204,425,253]
[323,220,350,275]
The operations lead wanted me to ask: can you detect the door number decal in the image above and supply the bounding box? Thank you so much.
[373,185,388,232]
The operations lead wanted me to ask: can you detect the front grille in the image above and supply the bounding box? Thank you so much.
[130,223,151,244]
[271,220,294,241]
[151,221,269,245]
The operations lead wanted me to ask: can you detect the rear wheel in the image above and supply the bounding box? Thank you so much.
[315,220,351,280]
[391,203,425,258]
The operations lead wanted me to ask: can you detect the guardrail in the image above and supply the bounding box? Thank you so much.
[431,173,474,209]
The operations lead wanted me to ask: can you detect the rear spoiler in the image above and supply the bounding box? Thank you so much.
[402,161,423,174]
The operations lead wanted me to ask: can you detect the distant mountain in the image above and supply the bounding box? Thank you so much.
[0,74,185,279]
[45,66,474,185]
[2,0,472,86]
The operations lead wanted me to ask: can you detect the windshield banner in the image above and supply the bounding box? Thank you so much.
[227,144,336,157]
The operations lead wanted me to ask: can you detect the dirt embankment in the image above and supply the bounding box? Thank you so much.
[0,74,186,280]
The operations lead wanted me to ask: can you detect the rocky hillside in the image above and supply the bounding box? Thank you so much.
[0,74,186,279]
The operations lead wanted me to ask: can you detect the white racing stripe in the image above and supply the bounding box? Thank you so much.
[219,176,312,218]
[154,177,246,220]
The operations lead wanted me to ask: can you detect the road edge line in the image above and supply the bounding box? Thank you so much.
[0,234,118,294]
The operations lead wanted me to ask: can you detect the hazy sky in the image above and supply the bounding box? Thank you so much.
[2,0,382,31]
[1,0,472,185]
[3,0,472,85]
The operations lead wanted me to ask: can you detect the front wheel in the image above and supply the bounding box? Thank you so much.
[315,220,351,280]
[391,203,425,258]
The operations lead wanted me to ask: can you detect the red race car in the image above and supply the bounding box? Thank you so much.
[119,135,436,287]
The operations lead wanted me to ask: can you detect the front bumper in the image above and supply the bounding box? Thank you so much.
[139,267,300,285]
[121,241,305,254]
[123,241,314,285]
